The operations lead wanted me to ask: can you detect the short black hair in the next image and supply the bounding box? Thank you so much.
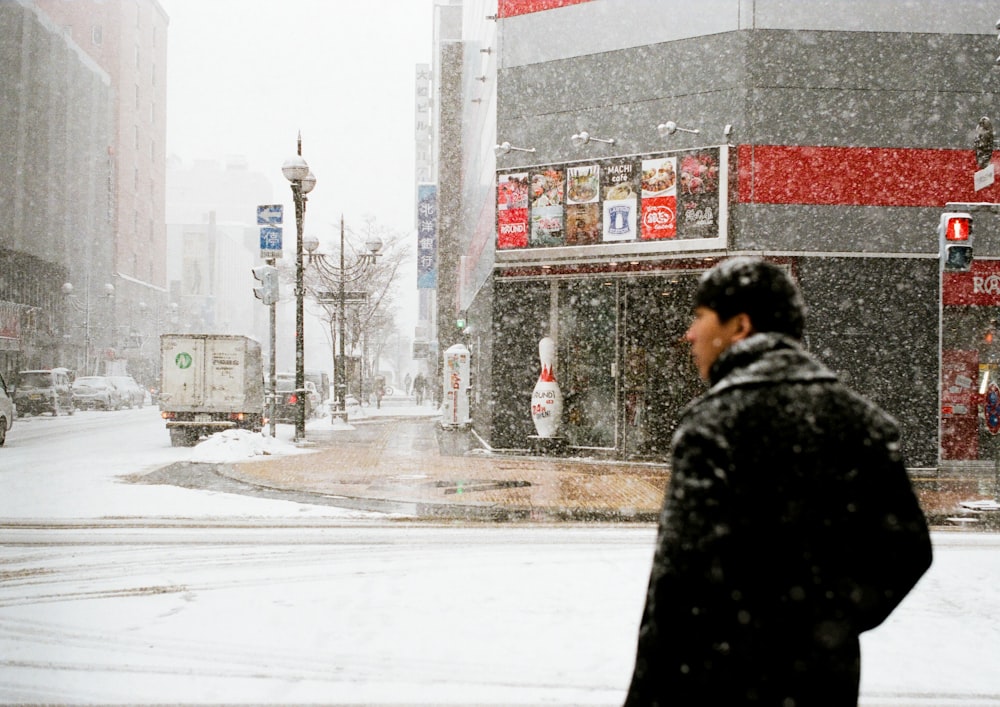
[693,257,806,340]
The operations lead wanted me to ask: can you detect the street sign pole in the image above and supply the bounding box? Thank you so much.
[268,257,277,438]
[257,205,283,437]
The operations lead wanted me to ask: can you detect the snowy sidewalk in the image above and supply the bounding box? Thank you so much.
[191,397,995,527]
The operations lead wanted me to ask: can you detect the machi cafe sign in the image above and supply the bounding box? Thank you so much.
[496,147,724,251]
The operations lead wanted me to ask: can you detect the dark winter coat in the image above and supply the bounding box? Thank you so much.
[625,333,932,706]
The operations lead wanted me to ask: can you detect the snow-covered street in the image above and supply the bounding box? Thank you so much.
[1,408,999,704]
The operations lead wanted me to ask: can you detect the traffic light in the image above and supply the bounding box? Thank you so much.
[939,211,973,272]
[252,265,279,305]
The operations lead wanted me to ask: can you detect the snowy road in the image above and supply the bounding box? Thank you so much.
[1,520,654,704]
[2,408,1000,704]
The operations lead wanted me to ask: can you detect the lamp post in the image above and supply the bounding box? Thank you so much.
[304,215,382,420]
[282,134,316,442]
[62,279,114,375]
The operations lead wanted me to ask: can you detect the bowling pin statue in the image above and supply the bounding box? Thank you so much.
[531,336,563,438]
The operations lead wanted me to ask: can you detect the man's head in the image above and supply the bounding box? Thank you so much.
[685,257,806,379]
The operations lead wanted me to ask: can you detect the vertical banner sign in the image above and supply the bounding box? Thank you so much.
[497,173,530,249]
[640,156,677,239]
[417,183,437,289]
[602,159,638,242]
[565,164,601,245]
[414,65,433,184]
[530,168,565,247]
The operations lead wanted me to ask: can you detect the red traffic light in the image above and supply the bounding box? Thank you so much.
[943,215,971,241]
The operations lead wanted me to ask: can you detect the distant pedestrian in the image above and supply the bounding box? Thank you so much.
[625,257,932,707]
[374,375,385,409]
[404,372,412,396]
[412,373,425,406]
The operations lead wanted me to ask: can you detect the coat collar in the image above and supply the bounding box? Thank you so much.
[707,332,839,394]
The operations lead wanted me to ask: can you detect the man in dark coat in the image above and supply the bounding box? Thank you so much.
[625,257,932,706]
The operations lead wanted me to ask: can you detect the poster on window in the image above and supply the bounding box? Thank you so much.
[602,160,638,242]
[497,172,529,249]
[640,156,677,240]
[494,145,726,252]
[677,152,720,238]
[530,168,565,247]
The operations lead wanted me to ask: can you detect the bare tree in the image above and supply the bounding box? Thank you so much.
[302,217,409,400]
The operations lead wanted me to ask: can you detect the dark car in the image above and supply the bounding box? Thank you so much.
[271,376,312,423]
[107,375,145,408]
[72,376,122,411]
[14,368,75,416]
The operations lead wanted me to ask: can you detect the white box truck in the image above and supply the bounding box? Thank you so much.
[159,334,264,447]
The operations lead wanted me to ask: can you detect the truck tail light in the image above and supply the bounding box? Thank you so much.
[161,411,175,420]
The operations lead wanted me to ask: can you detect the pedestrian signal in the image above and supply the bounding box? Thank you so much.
[939,212,973,272]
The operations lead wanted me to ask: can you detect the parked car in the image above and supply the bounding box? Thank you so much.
[271,376,312,423]
[107,375,145,408]
[304,380,322,417]
[13,368,75,416]
[0,370,14,446]
[72,376,122,411]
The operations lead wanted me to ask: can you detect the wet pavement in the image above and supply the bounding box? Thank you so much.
[147,400,1000,529]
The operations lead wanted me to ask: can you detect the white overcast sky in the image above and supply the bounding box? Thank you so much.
[159,0,434,237]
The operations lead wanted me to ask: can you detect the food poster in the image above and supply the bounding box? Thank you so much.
[565,165,601,245]
[530,168,566,247]
[676,151,720,238]
[565,204,601,245]
[640,156,677,240]
[602,160,639,242]
[497,172,530,249]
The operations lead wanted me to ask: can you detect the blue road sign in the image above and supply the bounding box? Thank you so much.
[260,226,283,258]
[257,204,283,225]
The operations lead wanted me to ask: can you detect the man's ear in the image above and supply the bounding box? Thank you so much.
[731,313,754,341]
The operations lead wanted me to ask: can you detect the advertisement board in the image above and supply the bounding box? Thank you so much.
[495,145,729,261]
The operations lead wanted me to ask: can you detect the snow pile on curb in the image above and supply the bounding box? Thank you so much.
[187,429,314,463]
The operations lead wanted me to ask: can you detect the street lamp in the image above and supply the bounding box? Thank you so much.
[62,279,114,375]
[282,133,316,441]
[304,214,382,421]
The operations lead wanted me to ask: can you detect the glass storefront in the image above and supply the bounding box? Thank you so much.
[494,272,704,459]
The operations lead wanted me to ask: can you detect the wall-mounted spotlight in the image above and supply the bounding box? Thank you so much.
[657,121,700,137]
[494,141,536,156]
[571,131,615,148]
[486,14,497,20]
[475,75,488,82]
[480,47,492,54]
[471,98,483,104]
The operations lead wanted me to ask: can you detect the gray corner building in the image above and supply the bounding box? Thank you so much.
[431,0,1000,470]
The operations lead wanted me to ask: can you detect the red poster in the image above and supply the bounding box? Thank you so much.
[498,208,529,249]
[641,197,677,240]
[497,173,529,249]
[640,157,677,240]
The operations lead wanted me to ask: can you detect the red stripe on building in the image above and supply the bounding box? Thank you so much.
[737,144,1000,207]
[498,0,594,18]
[943,260,1000,306]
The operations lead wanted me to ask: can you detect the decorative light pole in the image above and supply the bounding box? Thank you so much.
[281,133,317,441]
[303,215,382,421]
[62,279,115,375]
